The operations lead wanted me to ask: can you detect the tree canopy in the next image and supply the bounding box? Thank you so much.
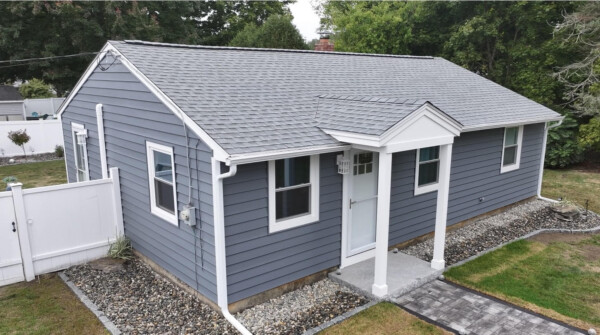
[229,14,307,49]
[18,78,55,99]
[0,1,289,95]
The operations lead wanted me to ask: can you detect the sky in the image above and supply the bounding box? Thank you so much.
[289,0,321,41]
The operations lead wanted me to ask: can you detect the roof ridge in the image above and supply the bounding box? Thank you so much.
[118,40,435,60]
[317,95,429,105]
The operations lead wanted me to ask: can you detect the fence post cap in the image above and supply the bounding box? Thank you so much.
[8,182,23,188]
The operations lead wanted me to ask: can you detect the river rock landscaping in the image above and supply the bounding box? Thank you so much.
[0,152,61,166]
[64,259,236,335]
[402,199,600,266]
[64,258,369,335]
[236,279,369,335]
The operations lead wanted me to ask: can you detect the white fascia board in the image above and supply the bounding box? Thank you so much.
[381,103,462,145]
[0,100,25,104]
[227,144,350,165]
[57,42,230,161]
[463,116,564,132]
[57,42,111,118]
[321,129,381,147]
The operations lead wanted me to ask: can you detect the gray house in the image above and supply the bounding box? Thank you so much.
[58,41,562,313]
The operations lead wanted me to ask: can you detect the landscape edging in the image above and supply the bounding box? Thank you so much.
[58,272,121,335]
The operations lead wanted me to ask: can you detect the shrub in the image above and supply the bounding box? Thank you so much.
[545,115,583,168]
[54,145,64,158]
[18,78,55,99]
[108,235,133,260]
[578,116,600,152]
[7,129,30,157]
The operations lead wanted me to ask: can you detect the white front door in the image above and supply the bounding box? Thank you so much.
[348,150,378,256]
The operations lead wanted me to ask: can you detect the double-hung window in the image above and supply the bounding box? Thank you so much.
[268,155,319,233]
[71,123,89,182]
[146,141,178,225]
[414,146,440,195]
[501,126,523,173]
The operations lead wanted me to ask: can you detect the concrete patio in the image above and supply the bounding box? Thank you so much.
[329,251,443,299]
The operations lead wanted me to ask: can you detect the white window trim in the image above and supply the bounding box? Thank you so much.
[500,125,524,174]
[146,141,178,226]
[71,122,90,182]
[268,155,320,233]
[414,147,440,195]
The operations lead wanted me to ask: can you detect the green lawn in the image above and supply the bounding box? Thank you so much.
[321,302,451,335]
[0,274,107,335]
[0,159,66,189]
[445,233,600,330]
[542,168,600,213]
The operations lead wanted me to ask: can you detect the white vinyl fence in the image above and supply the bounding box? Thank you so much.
[0,168,123,286]
[0,119,63,157]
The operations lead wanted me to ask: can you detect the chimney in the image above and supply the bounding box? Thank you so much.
[315,32,334,52]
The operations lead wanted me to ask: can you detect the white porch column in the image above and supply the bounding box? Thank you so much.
[431,143,453,270]
[372,152,392,297]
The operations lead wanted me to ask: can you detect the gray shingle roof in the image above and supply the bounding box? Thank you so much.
[316,96,440,136]
[0,86,22,101]
[110,40,561,156]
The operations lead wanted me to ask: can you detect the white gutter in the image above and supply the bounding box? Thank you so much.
[537,118,564,203]
[95,104,108,179]
[211,158,251,335]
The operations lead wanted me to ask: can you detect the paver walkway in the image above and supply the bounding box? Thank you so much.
[394,280,584,335]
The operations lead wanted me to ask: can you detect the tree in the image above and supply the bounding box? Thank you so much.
[8,129,30,158]
[321,1,576,110]
[554,2,600,117]
[321,1,413,55]
[0,1,289,95]
[18,78,55,99]
[230,14,308,49]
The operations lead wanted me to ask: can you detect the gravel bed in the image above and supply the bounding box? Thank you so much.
[402,200,600,265]
[64,258,237,335]
[235,279,369,335]
[0,152,61,166]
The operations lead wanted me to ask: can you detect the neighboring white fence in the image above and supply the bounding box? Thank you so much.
[23,98,65,118]
[0,119,63,157]
[0,168,123,286]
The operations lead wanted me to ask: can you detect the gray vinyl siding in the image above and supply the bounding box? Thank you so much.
[0,101,23,115]
[388,123,544,245]
[223,153,342,303]
[61,59,218,303]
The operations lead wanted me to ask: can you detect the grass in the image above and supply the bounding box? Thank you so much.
[445,233,600,330]
[321,302,452,335]
[0,274,107,335]
[0,159,66,189]
[542,168,600,213]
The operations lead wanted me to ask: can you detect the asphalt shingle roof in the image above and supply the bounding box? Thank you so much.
[110,40,561,156]
[0,86,23,101]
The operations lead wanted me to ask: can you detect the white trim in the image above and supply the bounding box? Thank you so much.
[500,125,523,174]
[431,143,453,270]
[372,152,392,297]
[268,155,320,233]
[210,159,251,335]
[57,42,229,161]
[385,136,454,153]
[343,249,376,268]
[463,116,563,133]
[321,129,381,147]
[381,104,462,144]
[71,122,90,182]
[146,141,178,226]
[537,120,563,202]
[95,104,108,179]
[414,147,440,196]
[340,150,351,268]
[227,144,349,166]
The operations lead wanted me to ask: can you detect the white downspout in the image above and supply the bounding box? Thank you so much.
[211,158,251,335]
[537,119,564,203]
[95,104,108,179]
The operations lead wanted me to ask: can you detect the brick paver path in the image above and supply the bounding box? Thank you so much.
[394,280,584,335]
